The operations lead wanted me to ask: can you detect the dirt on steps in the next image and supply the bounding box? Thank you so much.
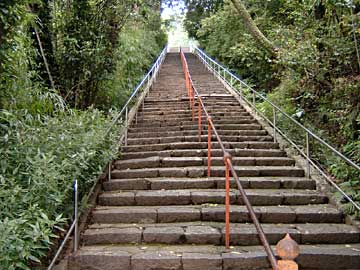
[67,52,360,270]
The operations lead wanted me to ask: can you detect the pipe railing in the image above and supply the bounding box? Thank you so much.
[194,47,360,212]
[47,45,168,269]
[180,49,298,270]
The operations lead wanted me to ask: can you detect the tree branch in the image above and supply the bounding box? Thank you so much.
[27,5,56,89]
[33,25,55,89]
[230,0,278,57]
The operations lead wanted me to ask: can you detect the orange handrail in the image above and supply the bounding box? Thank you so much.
[179,48,293,270]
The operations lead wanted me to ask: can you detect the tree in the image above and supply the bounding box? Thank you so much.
[230,0,278,56]
[184,0,224,38]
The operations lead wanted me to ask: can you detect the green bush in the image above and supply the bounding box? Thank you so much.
[0,109,120,268]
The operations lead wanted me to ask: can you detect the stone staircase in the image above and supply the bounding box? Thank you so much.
[68,53,360,270]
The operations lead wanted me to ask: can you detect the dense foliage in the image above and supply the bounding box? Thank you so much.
[183,0,360,214]
[0,0,166,268]
[0,109,119,269]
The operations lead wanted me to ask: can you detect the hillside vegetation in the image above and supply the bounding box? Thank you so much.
[0,0,166,268]
[179,0,360,214]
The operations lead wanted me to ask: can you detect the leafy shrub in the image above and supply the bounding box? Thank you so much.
[0,109,120,268]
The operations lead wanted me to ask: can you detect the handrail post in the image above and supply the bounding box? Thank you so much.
[188,78,191,109]
[198,97,202,142]
[191,85,195,121]
[252,91,256,110]
[230,76,233,88]
[306,131,311,178]
[154,62,158,82]
[207,117,212,177]
[108,161,112,181]
[273,107,277,143]
[73,180,78,252]
[125,107,128,147]
[224,153,232,249]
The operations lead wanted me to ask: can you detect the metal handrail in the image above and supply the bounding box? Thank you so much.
[194,47,360,212]
[47,45,168,269]
[180,49,280,270]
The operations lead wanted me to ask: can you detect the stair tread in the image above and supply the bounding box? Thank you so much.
[92,204,343,224]
[103,176,316,191]
[82,222,359,246]
[70,243,360,270]
[123,141,279,151]
[114,156,295,169]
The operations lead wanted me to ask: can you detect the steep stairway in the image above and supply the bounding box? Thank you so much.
[68,53,360,270]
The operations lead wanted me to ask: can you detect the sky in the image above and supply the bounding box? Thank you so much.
[161,3,194,48]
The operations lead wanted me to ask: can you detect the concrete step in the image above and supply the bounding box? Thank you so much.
[68,243,360,270]
[127,135,273,145]
[111,166,305,179]
[128,129,268,139]
[137,111,251,119]
[103,177,316,191]
[135,115,256,124]
[98,188,327,206]
[139,105,244,112]
[121,148,286,160]
[129,124,262,133]
[91,204,343,224]
[133,119,257,127]
[123,141,280,152]
[114,157,295,170]
[83,223,359,246]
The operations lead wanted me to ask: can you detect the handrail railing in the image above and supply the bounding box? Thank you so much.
[194,47,360,212]
[180,49,295,270]
[47,45,168,269]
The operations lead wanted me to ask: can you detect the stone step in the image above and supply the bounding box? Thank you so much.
[91,204,343,224]
[143,96,235,103]
[111,166,304,179]
[83,223,359,246]
[136,113,251,122]
[127,135,273,145]
[114,157,295,170]
[68,243,360,270]
[103,177,316,191]
[138,107,244,114]
[98,188,326,206]
[128,129,268,139]
[140,104,244,112]
[135,115,255,124]
[129,124,261,133]
[121,148,286,160]
[141,100,238,108]
[136,111,250,119]
[133,119,257,128]
[123,141,280,153]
